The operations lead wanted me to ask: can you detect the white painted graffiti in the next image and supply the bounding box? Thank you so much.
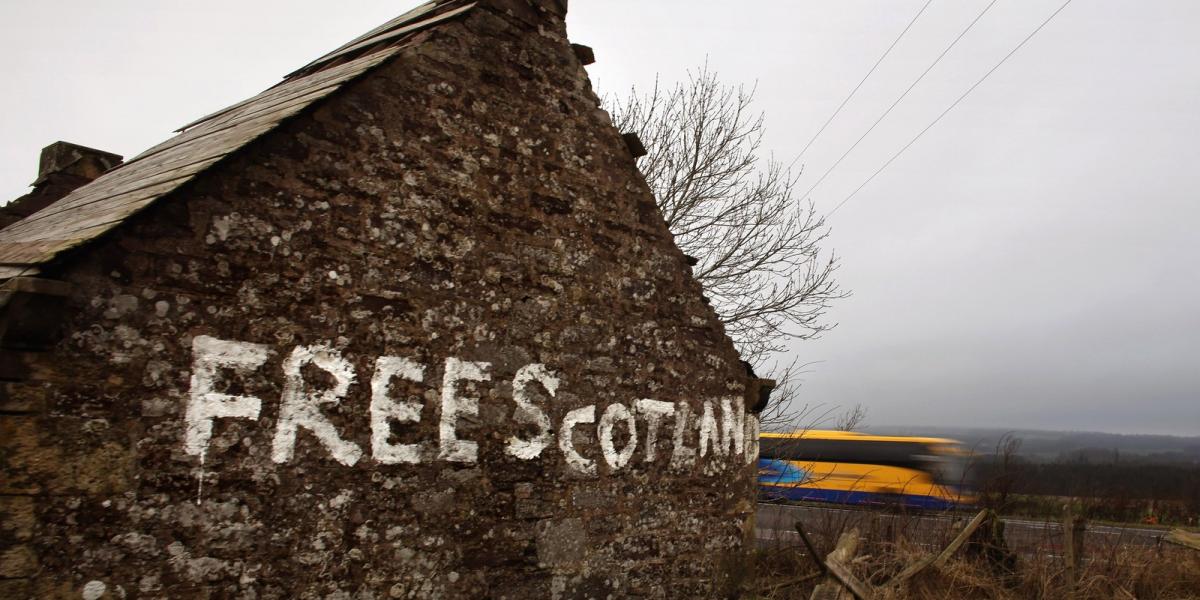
[184,335,760,475]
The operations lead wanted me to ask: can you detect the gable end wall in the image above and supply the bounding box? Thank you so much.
[0,6,758,598]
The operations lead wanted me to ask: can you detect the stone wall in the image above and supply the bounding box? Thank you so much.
[0,3,759,598]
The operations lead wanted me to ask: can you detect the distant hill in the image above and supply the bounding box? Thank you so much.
[870,426,1200,464]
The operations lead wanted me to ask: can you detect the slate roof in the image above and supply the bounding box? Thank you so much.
[0,0,477,280]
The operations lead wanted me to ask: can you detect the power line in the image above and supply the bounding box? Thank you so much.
[794,0,935,163]
[829,0,1074,216]
[801,0,1001,201]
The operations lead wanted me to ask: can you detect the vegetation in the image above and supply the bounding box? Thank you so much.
[606,67,849,430]
[743,509,1200,599]
[606,66,843,366]
[748,542,1200,599]
[974,452,1200,527]
[741,429,1200,597]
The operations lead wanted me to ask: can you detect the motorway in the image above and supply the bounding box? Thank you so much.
[756,502,1168,555]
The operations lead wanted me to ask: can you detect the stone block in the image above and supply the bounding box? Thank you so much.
[0,545,37,578]
[0,417,132,495]
[0,286,70,352]
[0,417,48,494]
[36,142,122,184]
[0,496,34,541]
[0,579,32,600]
[0,382,46,413]
[536,517,586,568]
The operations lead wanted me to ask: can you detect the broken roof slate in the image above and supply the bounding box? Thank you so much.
[0,0,477,281]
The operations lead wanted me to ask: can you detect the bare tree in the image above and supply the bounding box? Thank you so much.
[754,359,834,431]
[834,403,869,432]
[608,66,846,431]
[606,66,844,368]
[982,433,1024,511]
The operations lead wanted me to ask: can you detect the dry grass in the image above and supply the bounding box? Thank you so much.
[874,544,1200,600]
[744,510,1200,599]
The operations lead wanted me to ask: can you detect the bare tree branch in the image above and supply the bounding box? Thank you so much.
[606,64,847,380]
[835,403,869,432]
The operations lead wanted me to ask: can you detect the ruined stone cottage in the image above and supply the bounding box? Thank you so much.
[0,1,765,597]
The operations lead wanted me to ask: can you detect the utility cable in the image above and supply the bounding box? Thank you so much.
[801,0,1001,201]
[829,0,1074,216]
[794,0,935,162]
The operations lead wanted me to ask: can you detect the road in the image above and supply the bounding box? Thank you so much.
[755,502,1168,555]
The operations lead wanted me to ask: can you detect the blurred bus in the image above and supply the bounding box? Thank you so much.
[758,430,976,510]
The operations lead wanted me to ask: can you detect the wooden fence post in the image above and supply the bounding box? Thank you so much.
[886,509,992,588]
[795,521,827,576]
[809,529,875,600]
[1063,509,1086,588]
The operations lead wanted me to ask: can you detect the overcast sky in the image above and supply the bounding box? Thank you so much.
[1,1,1196,435]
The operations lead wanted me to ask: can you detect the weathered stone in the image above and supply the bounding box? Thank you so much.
[570,43,595,66]
[410,489,455,516]
[570,487,612,510]
[622,132,648,158]
[0,496,34,542]
[0,143,122,229]
[35,142,122,184]
[0,579,32,599]
[536,517,587,568]
[0,417,49,494]
[0,0,757,596]
[0,382,46,413]
[0,545,37,578]
[0,417,133,495]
